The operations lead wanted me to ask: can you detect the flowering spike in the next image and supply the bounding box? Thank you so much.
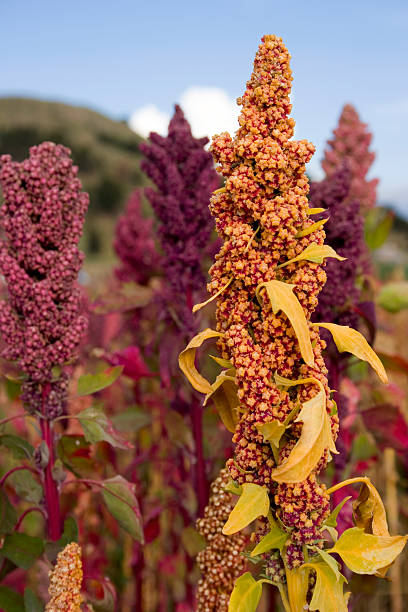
[45,542,83,611]
[322,104,378,211]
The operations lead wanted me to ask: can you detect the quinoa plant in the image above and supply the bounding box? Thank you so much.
[0,143,142,608]
[180,36,407,611]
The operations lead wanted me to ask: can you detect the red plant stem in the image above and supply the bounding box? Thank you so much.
[192,395,207,517]
[15,506,46,531]
[0,412,28,427]
[41,383,61,541]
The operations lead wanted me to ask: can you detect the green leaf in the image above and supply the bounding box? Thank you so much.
[377,281,408,313]
[10,470,43,504]
[224,480,242,496]
[329,527,407,575]
[351,433,377,461]
[77,405,133,450]
[223,483,270,535]
[181,526,206,556]
[302,561,348,612]
[251,524,288,556]
[57,435,93,478]
[0,489,18,535]
[0,435,34,460]
[1,532,44,570]
[111,406,151,432]
[102,475,143,542]
[4,378,22,401]
[325,496,352,528]
[228,572,262,612]
[45,517,79,562]
[365,207,394,250]
[77,365,123,396]
[23,589,43,612]
[0,586,25,612]
[164,409,194,451]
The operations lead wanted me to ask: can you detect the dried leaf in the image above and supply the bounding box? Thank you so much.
[222,483,270,535]
[272,389,336,484]
[209,355,234,368]
[314,322,388,383]
[193,278,233,313]
[179,329,223,394]
[204,369,239,433]
[256,280,314,367]
[250,523,288,556]
[303,561,348,612]
[278,243,345,268]
[296,218,328,237]
[329,527,407,575]
[228,573,262,612]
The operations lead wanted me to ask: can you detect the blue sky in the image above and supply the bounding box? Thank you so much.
[1,1,407,214]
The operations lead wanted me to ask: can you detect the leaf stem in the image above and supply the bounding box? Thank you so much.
[0,412,29,427]
[15,506,46,531]
[326,476,370,495]
[0,465,38,488]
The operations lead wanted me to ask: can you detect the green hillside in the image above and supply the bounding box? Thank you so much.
[0,97,146,215]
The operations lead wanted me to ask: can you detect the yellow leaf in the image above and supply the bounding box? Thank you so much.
[222,483,270,535]
[256,280,314,367]
[303,561,348,612]
[228,573,262,612]
[256,421,286,448]
[204,368,240,433]
[308,207,327,215]
[277,243,346,269]
[209,355,234,368]
[274,372,324,393]
[353,478,389,537]
[285,567,309,612]
[314,322,388,384]
[250,524,288,556]
[272,389,337,484]
[192,278,233,313]
[329,527,408,575]
[178,329,223,394]
[296,218,328,237]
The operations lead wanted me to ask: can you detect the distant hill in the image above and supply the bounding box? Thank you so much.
[0,97,146,216]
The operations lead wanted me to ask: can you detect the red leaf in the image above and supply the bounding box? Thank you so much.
[109,346,152,382]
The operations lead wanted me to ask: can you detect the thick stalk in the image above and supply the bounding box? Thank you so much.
[385,448,401,612]
[191,395,207,517]
[41,383,61,541]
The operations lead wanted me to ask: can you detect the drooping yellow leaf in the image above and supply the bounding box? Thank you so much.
[204,368,240,433]
[256,280,314,367]
[277,243,346,269]
[250,523,288,556]
[314,322,388,384]
[303,561,348,612]
[228,573,262,612]
[192,278,233,313]
[272,389,337,484]
[352,478,394,577]
[222,483,270,535]
[296,218,328,237]
[353,479,389,537]
[329,527,408,575]
[308,207,327,215]
[178,329,223,394]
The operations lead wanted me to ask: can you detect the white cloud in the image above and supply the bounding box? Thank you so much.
[128,86,239,140]
[128,103,170,138]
